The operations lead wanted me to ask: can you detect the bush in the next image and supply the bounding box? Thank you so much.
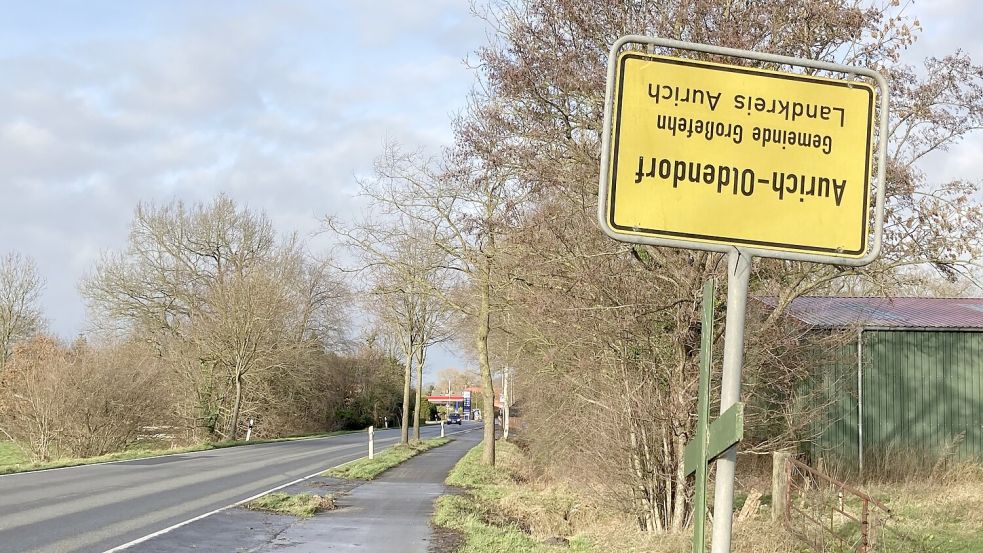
[334,405,374,430]
[0,336,162,461]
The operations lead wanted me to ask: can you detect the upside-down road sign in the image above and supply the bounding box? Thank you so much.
[600,51,876,260]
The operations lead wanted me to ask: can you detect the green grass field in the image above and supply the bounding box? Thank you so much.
[0,441,29,466]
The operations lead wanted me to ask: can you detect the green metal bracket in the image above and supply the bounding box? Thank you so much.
[689,280,714,553]
[684,402,745,477]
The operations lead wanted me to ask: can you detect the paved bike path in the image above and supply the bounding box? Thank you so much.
[132,426,482,552]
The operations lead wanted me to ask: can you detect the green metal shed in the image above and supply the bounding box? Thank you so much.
[782,297,983,468]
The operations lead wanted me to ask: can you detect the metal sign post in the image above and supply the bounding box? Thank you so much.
[685,275,747,552]
[712,251,751,551]
[597,35,888,553]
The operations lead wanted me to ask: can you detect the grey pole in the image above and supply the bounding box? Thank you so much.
[710,249,752,553]
[857,329,864,475]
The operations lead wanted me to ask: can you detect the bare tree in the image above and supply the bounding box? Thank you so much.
[334,140,529,465]
[0,336,63,461]
[334,223,454,444]
[460,0,983,531]
[196,263,294,439]
[0,335,162,461]
[410,261,454,442]
[434,367,479,394]
[368,260,421,445]
[83,195,348,440]
[0,253,45,371]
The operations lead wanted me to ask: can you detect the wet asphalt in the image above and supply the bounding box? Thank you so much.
[131,424,483,552]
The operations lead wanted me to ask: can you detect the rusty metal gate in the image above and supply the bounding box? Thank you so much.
[782,458,926,552]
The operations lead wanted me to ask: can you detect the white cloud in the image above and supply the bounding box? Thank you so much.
[1,120,54,149]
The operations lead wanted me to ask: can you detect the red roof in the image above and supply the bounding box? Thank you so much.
[774,297,983,329]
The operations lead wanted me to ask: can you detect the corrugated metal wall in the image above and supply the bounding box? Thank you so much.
[812,336,859,461]
[814,330,983,461]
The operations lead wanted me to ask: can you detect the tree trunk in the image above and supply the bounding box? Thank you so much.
[412,343,426,442]
[670,433,687,531]
[628,424,651,531]
[477,258,495,466]
[229,372,243,440]
[400,349,412,445]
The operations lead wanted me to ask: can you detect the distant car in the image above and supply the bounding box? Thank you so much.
[447,413,462,425]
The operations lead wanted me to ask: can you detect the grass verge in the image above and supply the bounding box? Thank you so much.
[325,437,451,480]
[865,475,983,553]
[0,430,357,476]
[433,440,593,553]
[0,440,29,466]
[245,492,336,517]
[433,440,983,553]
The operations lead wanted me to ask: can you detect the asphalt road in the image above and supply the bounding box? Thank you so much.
[133,425,484,552]
[0,423,475,553]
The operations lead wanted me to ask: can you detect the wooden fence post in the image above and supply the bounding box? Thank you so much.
[772,450,792,522]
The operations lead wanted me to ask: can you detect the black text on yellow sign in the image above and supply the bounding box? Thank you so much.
[605,52,875,258]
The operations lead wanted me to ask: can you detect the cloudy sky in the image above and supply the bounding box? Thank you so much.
[0,1,979,378]
[0,1,487,375]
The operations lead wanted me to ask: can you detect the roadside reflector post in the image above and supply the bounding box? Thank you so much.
[246,418,254,442]
[440,420,445,438]
[368,426,375,459]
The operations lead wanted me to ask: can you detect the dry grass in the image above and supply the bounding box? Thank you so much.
[866,476,983,552]
[436,440,983,553]
[780,455,983,552]
[573,512,800,553]
[436,440,801,553]
[435,439,594,552]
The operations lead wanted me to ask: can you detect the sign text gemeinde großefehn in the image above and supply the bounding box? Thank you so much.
[603,52,875,258]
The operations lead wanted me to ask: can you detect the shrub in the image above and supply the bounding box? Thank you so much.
[0,336,162,461]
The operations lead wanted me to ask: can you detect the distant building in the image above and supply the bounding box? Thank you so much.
[779,297,983,466]
[428,384,506,423]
